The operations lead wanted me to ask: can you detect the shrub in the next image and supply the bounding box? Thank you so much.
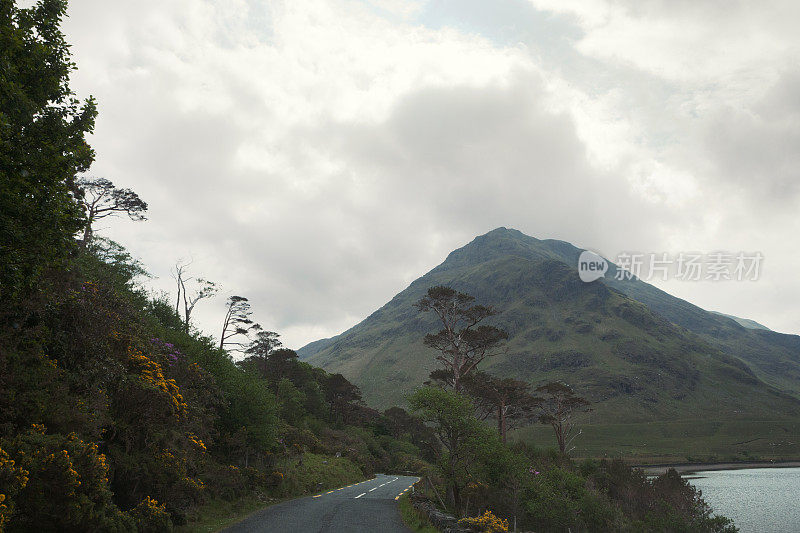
[0,446,29,530]
[128,496,173,533]
[1,426,131,531]
[458,510,509,532]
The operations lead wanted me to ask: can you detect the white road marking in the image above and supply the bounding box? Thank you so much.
[368,487,377,492]
[355,492,366,498]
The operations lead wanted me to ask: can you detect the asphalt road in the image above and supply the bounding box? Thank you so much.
[223,473,420,533]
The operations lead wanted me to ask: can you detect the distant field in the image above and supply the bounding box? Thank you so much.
[512,418,800,464]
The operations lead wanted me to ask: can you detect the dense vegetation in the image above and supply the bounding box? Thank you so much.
[0,2,431,530]
[405,288,736,532]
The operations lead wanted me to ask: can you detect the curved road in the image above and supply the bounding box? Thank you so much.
[223,474,420,533]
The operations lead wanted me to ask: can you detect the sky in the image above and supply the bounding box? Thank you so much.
[60,0,800,349]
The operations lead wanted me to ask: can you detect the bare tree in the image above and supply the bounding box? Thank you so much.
[172,261,217,332]
[415,286,507,392]
[77,177,147,245]
[536,382,591,455]
[219,295,256,351]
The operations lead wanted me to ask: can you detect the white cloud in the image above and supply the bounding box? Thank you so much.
[61,0,800,347]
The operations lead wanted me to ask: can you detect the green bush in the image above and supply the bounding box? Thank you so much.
[1,426,132,532]
[128,496,173,533]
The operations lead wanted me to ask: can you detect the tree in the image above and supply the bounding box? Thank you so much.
[0,0,97,304]
[409,386,497,516]
[415,286,508,392]
[383,406,440,462]
[238,332,296,386]
[243,330,282,359]
[219,295,255,351]
[463,371,541,444]
[324,373,362,424]
[76,177,147,245]
[172,261,217,332]
[535,382,591,455]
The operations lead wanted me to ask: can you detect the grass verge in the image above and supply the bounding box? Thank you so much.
[398,493,439,533]
[177,453,365,532]
[176,494,277,533]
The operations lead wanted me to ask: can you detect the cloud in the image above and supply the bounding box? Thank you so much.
[61,0,800,347]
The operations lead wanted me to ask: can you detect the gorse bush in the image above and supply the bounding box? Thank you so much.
[128,496,172,533]
[1,426,131,532]
[458,510,509,532]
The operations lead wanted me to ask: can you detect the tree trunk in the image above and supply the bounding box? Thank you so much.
[452,483,462,517]
[498,400,507,444]
[81,223,93,246]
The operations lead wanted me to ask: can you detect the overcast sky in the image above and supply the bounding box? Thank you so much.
[61,0,800,349]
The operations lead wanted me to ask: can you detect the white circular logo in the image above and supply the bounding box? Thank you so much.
[578,250,608,282]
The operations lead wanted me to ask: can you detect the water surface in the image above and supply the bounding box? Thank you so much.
[687,467,800,533]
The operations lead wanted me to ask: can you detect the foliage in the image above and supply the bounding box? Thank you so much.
[128,496,172,533]
[218,296,256,351]
[409,387,507,516]
[0,426,132,532]
[397,494,439,533]
[415,286,508,392]
[462,371,540,443]
[76,177,148,245]
[0,0,97,304]
[408,285,736,532]
[535,381,591,455]
[458,510,508,533]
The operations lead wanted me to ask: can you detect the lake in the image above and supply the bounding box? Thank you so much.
[687,467,800,532]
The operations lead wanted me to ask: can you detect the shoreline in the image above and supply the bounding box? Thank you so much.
[639,461,800,476]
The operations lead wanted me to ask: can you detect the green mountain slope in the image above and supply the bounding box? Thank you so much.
[710,311,771,331]
[299,229,800,429]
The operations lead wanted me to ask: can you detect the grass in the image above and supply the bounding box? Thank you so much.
[177,453,366,532]
[397,493,439,533]
[176,494,276,533]
[514,417,800,464]
[276,452,364,497]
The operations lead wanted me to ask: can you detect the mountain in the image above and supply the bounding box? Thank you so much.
[710,311,771,331]
[299,228,800,459]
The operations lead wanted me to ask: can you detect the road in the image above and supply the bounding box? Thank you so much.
[223,473,420,533]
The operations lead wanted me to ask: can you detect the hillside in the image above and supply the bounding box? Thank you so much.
[710,311,771,331]
[299,228,800,459]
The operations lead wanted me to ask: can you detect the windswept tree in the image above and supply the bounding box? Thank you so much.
[219,295,256,351]
[76,177,147,245]
[172,261,217,332]
[415,286,508,392]
[536,382,591,455]
[464,371,541,443]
